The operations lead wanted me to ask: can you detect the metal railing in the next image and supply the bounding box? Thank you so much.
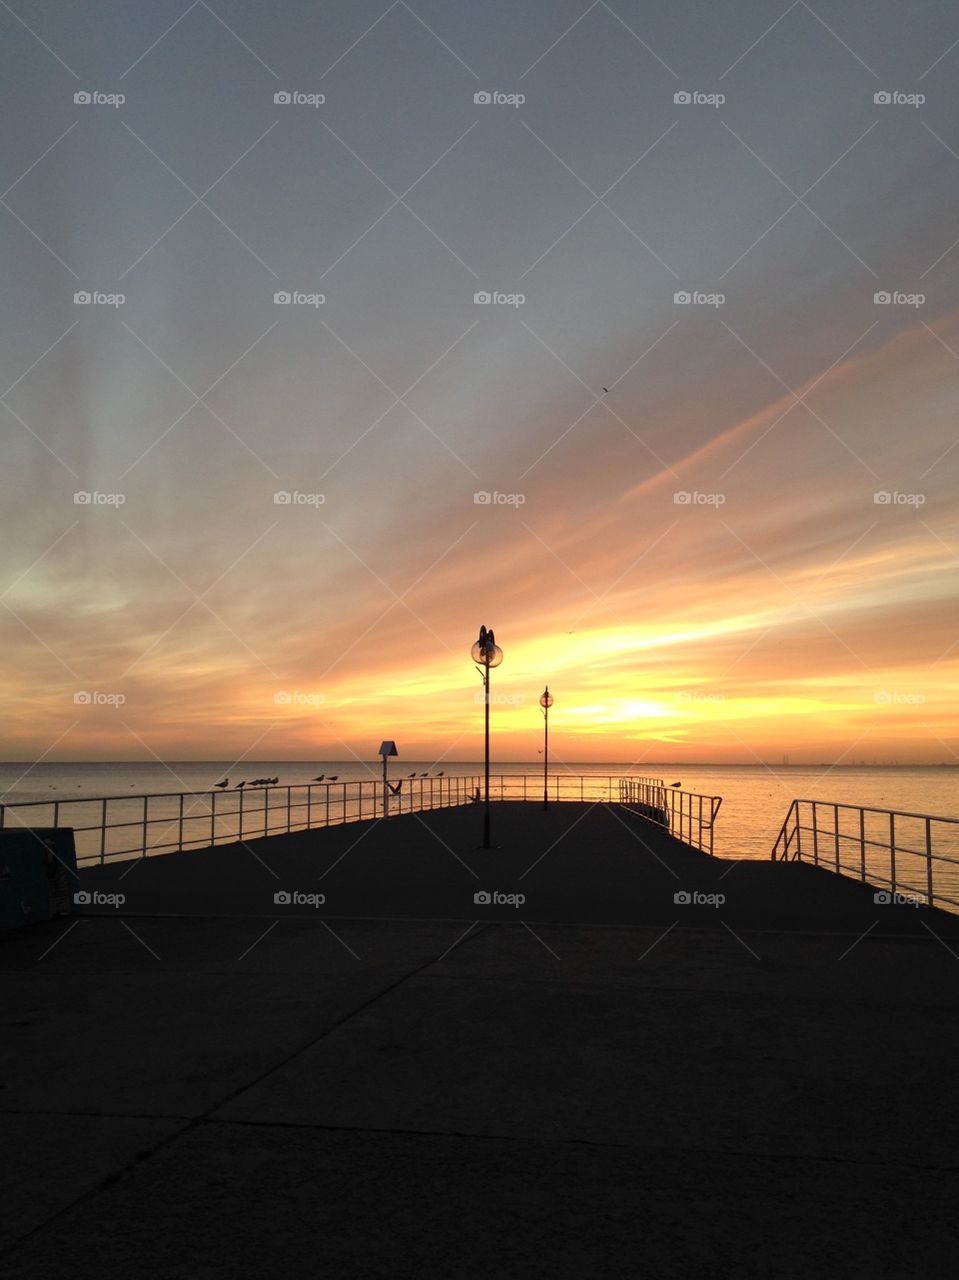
[771,798,959,910]
[617,778,722,855]
[0,773,667,867]
[0,776,483,867]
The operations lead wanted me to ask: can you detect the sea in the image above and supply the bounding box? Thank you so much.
[2,761,957,902]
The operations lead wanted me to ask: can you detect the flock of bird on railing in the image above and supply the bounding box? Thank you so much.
[213,771,446,792]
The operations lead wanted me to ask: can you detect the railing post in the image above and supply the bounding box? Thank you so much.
[211,790,216,848]
[307,785,311,830]
[178,793,184,852]
[889,811,896,894]
[264,788,269,837]
[100,798,107,864]
[859,808,865,880]
[287,786,292,834]
[143,795,149,857]
[834,806,840,874]
[812,801,819,867]
[795,802,802,861]
[926,817,933,906]
[239,787,244,842]
[325,785,330,827]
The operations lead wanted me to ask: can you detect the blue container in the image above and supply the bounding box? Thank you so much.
[0,829,79,929]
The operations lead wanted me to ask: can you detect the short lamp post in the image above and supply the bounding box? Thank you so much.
[471,624,503,849]
[539,686,553,809]
[378,740,398,818]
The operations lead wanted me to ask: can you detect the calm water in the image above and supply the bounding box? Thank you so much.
[2,761,958,899]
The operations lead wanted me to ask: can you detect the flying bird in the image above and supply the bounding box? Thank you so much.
[214,777,228,789]
[602,387,610,394]
[388,781,403,795]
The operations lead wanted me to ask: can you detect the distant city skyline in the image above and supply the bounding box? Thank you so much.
[2,0,958,765]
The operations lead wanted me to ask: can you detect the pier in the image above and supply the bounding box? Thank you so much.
[3,799,959,1277]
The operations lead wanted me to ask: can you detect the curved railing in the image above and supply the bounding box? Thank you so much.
[618,778,722,855]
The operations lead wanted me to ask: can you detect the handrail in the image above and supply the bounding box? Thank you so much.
[0,773,668,866]
[617,778,722,855]
[771,797,959,910]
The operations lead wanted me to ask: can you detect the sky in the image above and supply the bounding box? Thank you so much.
[1,0,958,766]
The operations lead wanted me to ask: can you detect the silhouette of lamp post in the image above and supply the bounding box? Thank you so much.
[539,685,553,810]
[378,740,397,818]
[471,625,503,849]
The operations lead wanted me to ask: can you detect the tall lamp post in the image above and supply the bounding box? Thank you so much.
[539,685,553,810]
[471,624,503,849]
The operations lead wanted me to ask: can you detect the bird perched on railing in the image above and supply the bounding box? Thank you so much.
[313,775,325,782]
[215,777,228,789]
[327,775,338,782]
[234,781,245,789]
[671,782,681,788]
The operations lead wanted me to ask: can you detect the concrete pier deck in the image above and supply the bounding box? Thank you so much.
[3,802,959,1277]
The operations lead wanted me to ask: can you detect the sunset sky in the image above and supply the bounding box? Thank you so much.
[2,0,957,764]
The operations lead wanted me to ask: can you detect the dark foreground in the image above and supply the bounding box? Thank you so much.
[2,803,958,1278]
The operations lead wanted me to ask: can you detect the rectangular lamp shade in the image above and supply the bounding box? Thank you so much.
[378,741,398,757]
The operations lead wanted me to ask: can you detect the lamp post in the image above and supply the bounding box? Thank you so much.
[378,740,398,818]
[539,686,553,809]
[471,624,503,849]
